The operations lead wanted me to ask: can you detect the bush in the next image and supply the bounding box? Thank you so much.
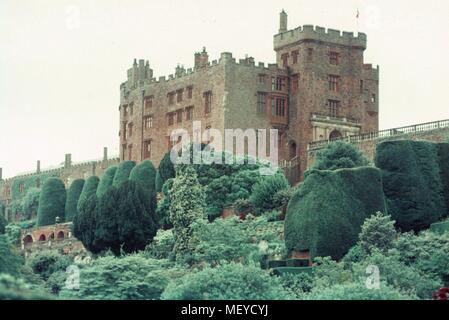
[375,140,447,231]
[285,167,387,260]
[112,160,136,187]
[311,141,370,171]
[279,272,315,299]
[96,166,118,197]
[64,179,85,222]
[73,195,99,253]
[0,273,52,300]
[27,250,73,281]
[129,160,157,211]
[250,173,290,215]
[21,188,40,220]
[145,229,175,260]
[76,175,99,213]
[170,166,206,260]
[438,143,449,217]
[60,255,185,300]
[359,212,397,254]
[0,213,6,234]
[158,152,176,189]
[5,224,21,246]
[156,178,174,230]
[161,263,291,300]
[0,235,23,276]
[155,169,163,193]
[37,178,66,226]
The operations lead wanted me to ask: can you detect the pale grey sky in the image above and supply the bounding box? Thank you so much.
[1,0,449,178]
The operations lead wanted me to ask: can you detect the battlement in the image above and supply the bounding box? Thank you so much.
[274,25,367,50]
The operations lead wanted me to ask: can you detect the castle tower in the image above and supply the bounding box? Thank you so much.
[279,10,288,33]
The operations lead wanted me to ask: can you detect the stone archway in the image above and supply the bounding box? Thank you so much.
[38,234,46,241]
[23,235,33,246]
[57,231,65,239]
[329,129,343,140]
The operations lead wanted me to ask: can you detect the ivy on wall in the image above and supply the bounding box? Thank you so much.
[10,172,59,201]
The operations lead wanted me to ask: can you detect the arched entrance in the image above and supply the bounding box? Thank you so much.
[38,234,46,241]
[23,235,33,246]
[329,130,343,140]
[57,231,65,239]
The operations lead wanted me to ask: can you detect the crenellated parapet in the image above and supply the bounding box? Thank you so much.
[274,25,367,50]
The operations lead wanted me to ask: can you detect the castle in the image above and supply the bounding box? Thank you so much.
[118,10,379,183]
[4,11,448,225]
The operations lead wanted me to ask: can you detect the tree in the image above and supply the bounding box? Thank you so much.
[37,178,66,226]
[158,152,176,189]
[27,250,73,281]
[359,212,397,254]
[21,188,40,220]
[0,235,23,275]
[96,166,118,197]
[155,169,163,193]
[161,263,291,300]
[112,160,136,187]
[311,141,370,171]
[156,178,174,230]
[73,195,99,253]
[129,160,157,211]
[64,179,85,222]
[170,166,206,259]
[76,175,99,213]
[250,173,290,215]
[0,213,6,234]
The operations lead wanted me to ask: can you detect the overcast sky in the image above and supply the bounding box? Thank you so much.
[1,0,448,178]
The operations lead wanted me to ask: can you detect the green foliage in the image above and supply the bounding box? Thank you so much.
[0,273,53,300]
[96,165,117,197]
[112,160,136,187]
[9,200,23,217]
[37,177,66,226]
[5,224,21,246]
[64,179,85,222]
[161,263,291,300]
[306,281,414,300]
[278,272,315,299]
[73,195,98,253]
[21,188,40,220]
[158,152,176,189]
[129,160,157,211]
[27,250,73,281]
[60,255,185,300]
[272,188,293,209]
[250,173,290,215]
[156,178,174,230]
[155,169,163,193]
[438,143,449,217]
[10,172,57,201]
[359,212,397,254]
[285,167,387,260]
[76,175,99,213]
[145,229,175,260]
[311,141,370,171]
[170,166,206,260]
[375,140,447,231]
[0,213,6,234]
[0,235,23,276]
[430,219,449,234]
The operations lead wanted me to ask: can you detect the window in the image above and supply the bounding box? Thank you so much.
[258,74,266,84]
[328,75,340,92]
[271,97,286,117]
[276,77,285,91]
[257,92,266,114]
[204,91,212,114]
[281,53,289,67]
[330,51,339,65]
[168,92,175,105]
[291,74,299,93]
[144,140,151,159]
[187,86,193,99]
[129,103,134,116]
[176,109,183,123]
[186,106,194,120]
[123,104,128,117]
[271,77,276,90]
[328,100,340,118]
[307,48,314,62]
[122,122,127,140]
[168,113,175,126]
[19,184,25,193]
[145,96,153,110]
[176,89,183,103]
[128,144,133,160]
[127,122,133,137]
[144,116,153,130]
[122,144,127,161]
[371,94,376,103]
[360,80,364,93]
[292,50,299,64]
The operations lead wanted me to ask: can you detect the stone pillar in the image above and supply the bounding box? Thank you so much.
[279,10,288,33]
[64,154,72,169]
[103,147,108,162]
[0,167,2,180]
[36,160,41,174]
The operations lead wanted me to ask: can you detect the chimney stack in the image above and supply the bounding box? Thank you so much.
[0,168,2,181]
[37,160,41,174]
[103,147,108,162]
[64,154,72,169]
[279,10,288,33]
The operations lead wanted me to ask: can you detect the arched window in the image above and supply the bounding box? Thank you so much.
[23,235,33,245]
[57,231,65,239]
[329,130,343,141]
[38,234,46,241]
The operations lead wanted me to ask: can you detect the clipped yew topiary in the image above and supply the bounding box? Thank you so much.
[76,176,99,213]
[37,178,67,226]
[375,140,447,231]
[285,167,387,260]
[96,166,118,197]
[64,179,85,222]
[112,161,136,187]
[158,152,175,189]
[129,160,157,211]
[438,143,449,218]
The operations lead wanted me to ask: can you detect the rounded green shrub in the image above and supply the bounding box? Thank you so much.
[37,178,66,226]
[64,179,85,222]
[129,160,157,211]
[311,141,370,171]
[112,161,136,187]
[96,166,118,197]
[76,176,99,213]
[250,173,290,215]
